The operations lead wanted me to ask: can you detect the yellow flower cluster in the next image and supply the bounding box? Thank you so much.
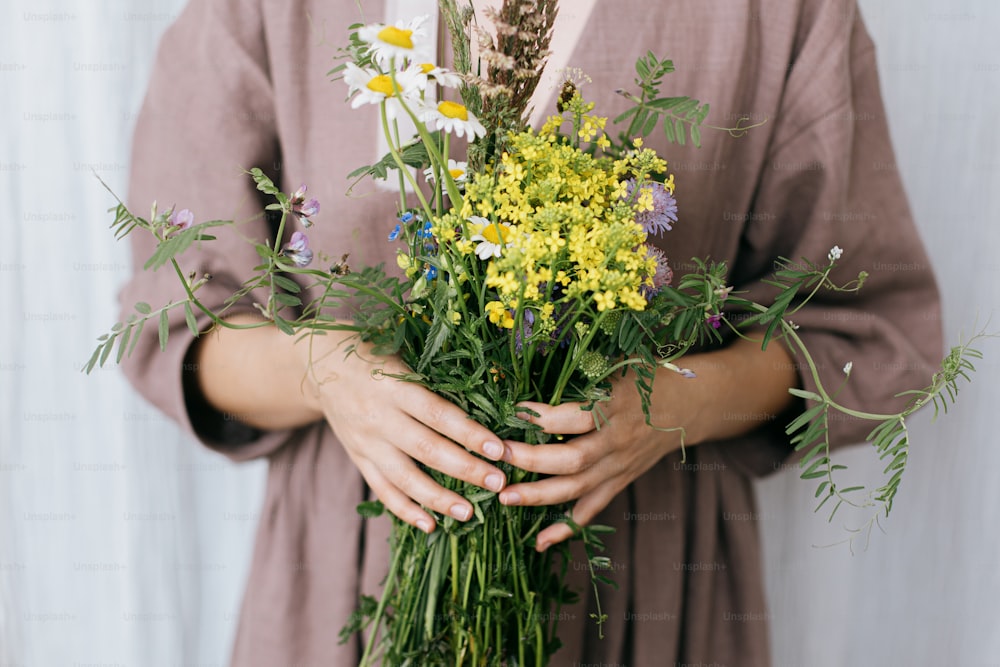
[456,125,658,323]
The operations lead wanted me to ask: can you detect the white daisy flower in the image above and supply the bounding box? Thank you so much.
[419,100,487,140]
[343,62,424,120]
[423,159,468,192]
[416,63,463,89]
[828,245,844,261]
[358,15,433,66]
[468,216,512,260]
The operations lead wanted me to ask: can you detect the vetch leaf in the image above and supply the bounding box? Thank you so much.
[158,309,169,351]
[184,302,199,337]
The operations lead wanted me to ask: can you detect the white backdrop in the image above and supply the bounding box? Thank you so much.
[1,1,997,666]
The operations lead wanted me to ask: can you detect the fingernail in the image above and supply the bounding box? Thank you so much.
[416,519,433,534]
[536,540,549,552]
[500,491,521,505]
[450,504,472,521]
[485,473,505,492]
[483,441,504,459]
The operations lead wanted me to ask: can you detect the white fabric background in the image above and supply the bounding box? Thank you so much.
[1,1,997,665]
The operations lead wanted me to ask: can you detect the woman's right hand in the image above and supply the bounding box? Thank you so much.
[298,332,509,534]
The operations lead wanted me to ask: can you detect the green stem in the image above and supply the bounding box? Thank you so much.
[359,528,407,667]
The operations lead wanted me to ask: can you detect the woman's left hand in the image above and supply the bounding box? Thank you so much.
[499,367,698,552]
[498,339,799,551]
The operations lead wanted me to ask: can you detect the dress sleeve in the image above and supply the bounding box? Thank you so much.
[118,0,296,462]
[719,0,944,477]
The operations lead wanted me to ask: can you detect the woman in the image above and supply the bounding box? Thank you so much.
[120,0,941,663]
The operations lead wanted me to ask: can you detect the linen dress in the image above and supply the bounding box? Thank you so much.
[119,0,943,664]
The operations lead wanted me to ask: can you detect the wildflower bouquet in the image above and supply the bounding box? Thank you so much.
[87,1,986,665]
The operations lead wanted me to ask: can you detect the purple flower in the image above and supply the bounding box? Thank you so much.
[628,181,678,236]
[290,185,319,227]
[283,231,313,267]
[515,309,535,354]
[642,247,674,298]
[298,198,320,218]
[168,208,194,230]
[706,312,723,329]
[388,224,402,241]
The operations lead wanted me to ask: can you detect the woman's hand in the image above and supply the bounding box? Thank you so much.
[192,314,509,535]
[301,334,510,534]
[498,338,799,551]
[498,370,691,552]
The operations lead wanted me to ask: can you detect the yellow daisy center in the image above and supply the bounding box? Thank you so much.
[449,168,465,179]
[420,63,436,74]
[366,75,395,96]
[438,101,469,121]
[480,224,511,245]
[377,26,414,49]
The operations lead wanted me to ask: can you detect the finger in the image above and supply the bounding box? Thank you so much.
[406,387,507,461]
[356,460,438,533]
[360,453,476,523]
[516,401,596,435]
[499,469,602,508]
[396,415,507,493]
[502,437,600,476]
[535,486,617,551]
[535,521,574,552]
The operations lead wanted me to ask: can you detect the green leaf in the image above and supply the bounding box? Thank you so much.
[183,302,199,337]
[356,500,384,519]
[786,402,826,436]
[641,111,658,136]
[801,457,829,480]
[158,309,169,351]
[116,325,132,364]
[249,167,279,195]
[648,96,687,111]
[675,118,686,146]
[788,387,823,402]
[143,220,231,271]
[134,302,152,315]
[272,274,302,293]
[465,489,496,504]
[690,124,702,148]
[487,587,514,598]
[128,318,145,358]
[99,337,115,367]
[663,116,676,143]
[84,345,102,374]
[273,293,302,308]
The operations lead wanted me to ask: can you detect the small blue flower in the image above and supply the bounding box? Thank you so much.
[417,221,434,239]
[424,265,439,280]
[388,224,401,241]
[400,212,415,224]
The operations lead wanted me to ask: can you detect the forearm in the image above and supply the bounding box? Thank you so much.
[670,336,799,445]
[189,312,329,430]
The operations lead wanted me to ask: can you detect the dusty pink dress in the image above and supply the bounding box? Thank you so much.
[120,0,942,664]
